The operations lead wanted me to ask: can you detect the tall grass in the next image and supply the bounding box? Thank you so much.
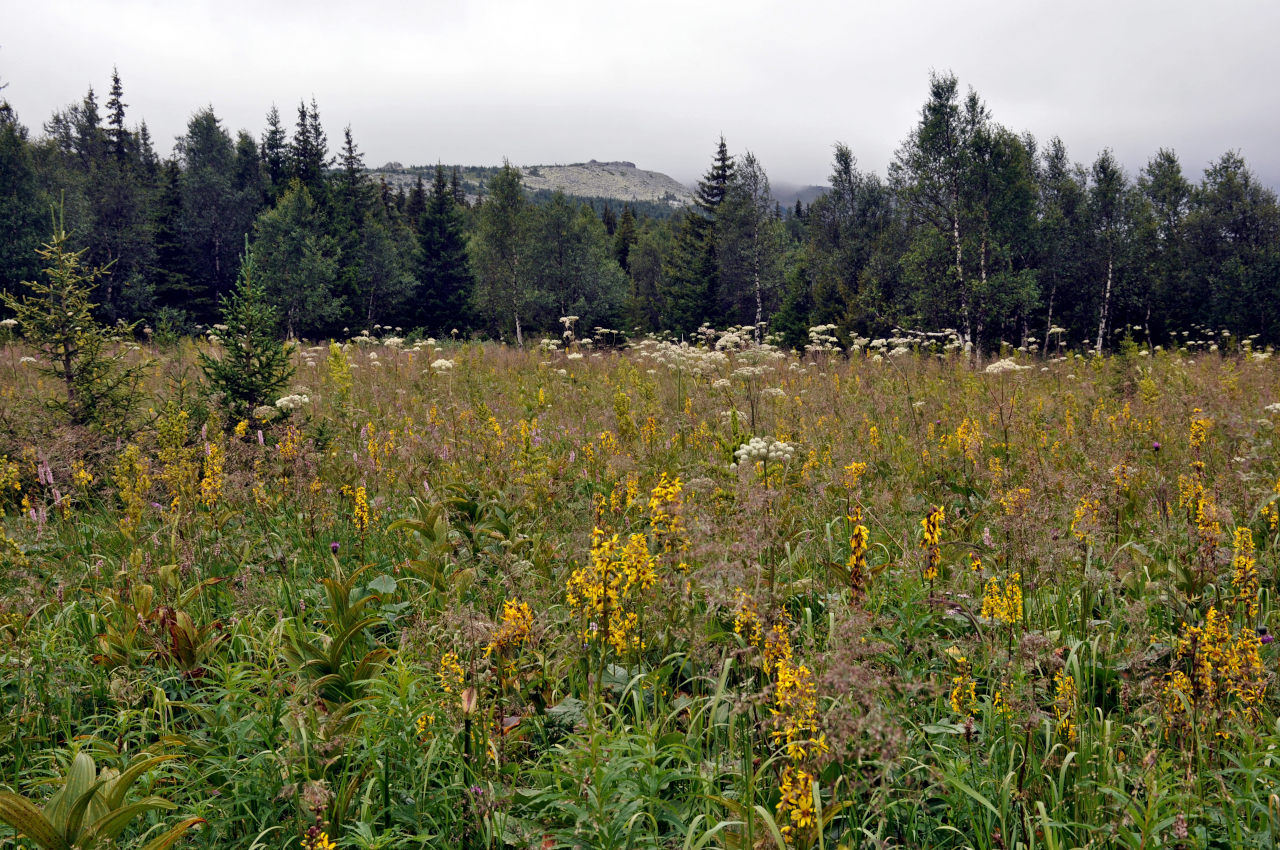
[0,332,1276,848]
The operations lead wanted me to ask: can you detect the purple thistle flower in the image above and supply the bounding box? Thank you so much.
[330,541,340,554]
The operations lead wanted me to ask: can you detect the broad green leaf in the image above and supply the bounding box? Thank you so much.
[136,816,205,850]
[0,793,69,850]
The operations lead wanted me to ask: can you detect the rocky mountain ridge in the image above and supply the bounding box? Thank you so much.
[372,160,693,207]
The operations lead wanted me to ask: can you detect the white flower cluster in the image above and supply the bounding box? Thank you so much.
[1264,402,1280,415]
[806,324,841,352]
[633,339,730,376]
[430,358,455,371]
[730,436,796,470]
[274,392,311,411]
[984,358,1032,375]
[0,318,18,329]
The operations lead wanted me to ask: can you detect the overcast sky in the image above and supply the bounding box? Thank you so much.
[3,0,1278,189]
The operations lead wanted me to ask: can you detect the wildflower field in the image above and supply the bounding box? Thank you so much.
[0,330,1278,849]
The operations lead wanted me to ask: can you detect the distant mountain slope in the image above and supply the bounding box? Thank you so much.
[372,160,693,208]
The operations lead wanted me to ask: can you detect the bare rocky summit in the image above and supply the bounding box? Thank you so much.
[521,160,691,206]
[372,160,692,207]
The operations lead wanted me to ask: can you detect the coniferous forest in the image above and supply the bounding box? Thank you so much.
[3,70,1278,351]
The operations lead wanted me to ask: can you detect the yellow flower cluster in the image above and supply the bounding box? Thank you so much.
[199,442,224,509]
[416,712,435,743]
[156,407,198,510]
[279,424,303,463]
[950,673,977,718]
[72,460,93,489]
[1070,496,1100,544]
[604,472,639,515]
[763,622,793,676]
[732,588,762,647]
[768,624,827,845]
[648,473,687,567]
[1112,461,1131,494]
[954,417,983,465]
[998,487,1030,516]
[1265,477,1280,532]
[302,829,336,850]
[1231,527,1259,621]
[0,456,20,498]
[365,421,396,472]
[1189,407,1211,452]
[1053,670,1077,743]
[771,657,826,762]
[353,485,369,536]
[980,572,1022,626]
[1160,670,1193,740]
[775,765,818,841]
[113,444,152,534]
[1175,606,1266,721]
[326,342,353,400]
[992,689,1012,721]
[566,528,656,653]
[842,459,867,490]
[847,515,869,598]
[438,651,465,693]
[920,505,944,582]
[486,598,533,657]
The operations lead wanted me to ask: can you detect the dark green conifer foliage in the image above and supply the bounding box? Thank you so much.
[614,205,637,272]
[199,242,295,425]
[289,99,328,196]
[0,102,45,302]
[105,68,130,162]
[261,105,289,203]
[177,107,255,320]
[416,165,473,334]
[3,211,147,432]
[662,137,734,334]
[149,159,195,317]
[405,175,426,231]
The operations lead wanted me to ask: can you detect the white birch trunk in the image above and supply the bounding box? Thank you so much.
[1095,256,1113,354]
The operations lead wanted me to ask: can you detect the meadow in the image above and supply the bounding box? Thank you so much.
[0,327,1277,849]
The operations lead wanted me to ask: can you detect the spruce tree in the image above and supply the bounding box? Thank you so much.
[3,211,147,432]
[614,205,637,272]
[105,67,129,162]
[405,174,427,231]
[261,105,289,203]
[416,164,474,333]
[662,137,734,333]
[0,102,45,302]
[289,99,328,195]
[199,242,295,425]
